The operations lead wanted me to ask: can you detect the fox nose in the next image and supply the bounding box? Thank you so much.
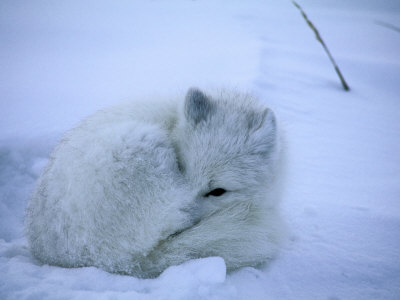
[179,200,202,226]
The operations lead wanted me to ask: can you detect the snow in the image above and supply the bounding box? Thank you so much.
[1,0,400,299]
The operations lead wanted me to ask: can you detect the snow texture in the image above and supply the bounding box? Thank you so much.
[1,0,399,299]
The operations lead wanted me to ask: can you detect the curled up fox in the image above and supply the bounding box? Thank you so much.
[25,88,285,278]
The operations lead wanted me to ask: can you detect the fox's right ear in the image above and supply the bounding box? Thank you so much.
[184,88,214,125]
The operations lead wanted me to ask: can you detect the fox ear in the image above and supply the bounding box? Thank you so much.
[184,88,214,125]
[247,108,276,133]
[247,108,278,156]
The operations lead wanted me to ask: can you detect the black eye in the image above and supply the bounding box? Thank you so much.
[205,188,227,197]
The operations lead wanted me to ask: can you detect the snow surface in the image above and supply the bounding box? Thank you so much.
[1,0,400,299]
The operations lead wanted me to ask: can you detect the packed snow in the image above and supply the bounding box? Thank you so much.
[1,0,399,299]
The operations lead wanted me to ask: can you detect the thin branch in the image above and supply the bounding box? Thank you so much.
[375,20,400,34]
[292,1,350,91]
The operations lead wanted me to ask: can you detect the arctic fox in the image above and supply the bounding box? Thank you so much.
[25,88,285,278]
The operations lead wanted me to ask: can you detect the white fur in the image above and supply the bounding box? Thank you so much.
[25,88,285,278]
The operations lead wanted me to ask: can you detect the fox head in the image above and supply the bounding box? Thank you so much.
[173,88,281,220]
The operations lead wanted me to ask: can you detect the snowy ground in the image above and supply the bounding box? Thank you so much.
[1,0,400,299]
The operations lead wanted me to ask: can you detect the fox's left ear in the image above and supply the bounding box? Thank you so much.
[247,108,278,155]
[248,108,276,133]
[184,88,214,125]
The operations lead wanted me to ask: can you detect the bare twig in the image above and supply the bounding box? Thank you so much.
[292,1,350,91]
[375,20,400,34]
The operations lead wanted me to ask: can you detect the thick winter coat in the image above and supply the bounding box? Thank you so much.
[25,88,285,278]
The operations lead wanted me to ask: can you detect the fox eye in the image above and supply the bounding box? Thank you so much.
[205,188,227,197]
